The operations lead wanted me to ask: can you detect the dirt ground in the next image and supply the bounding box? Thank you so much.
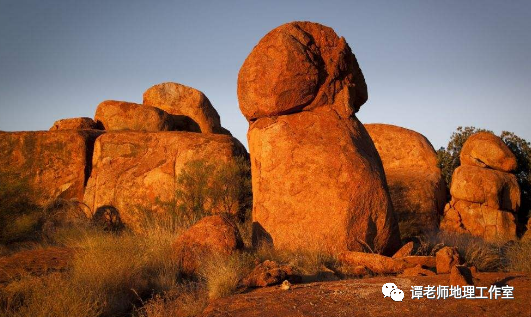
[202,273,531,317]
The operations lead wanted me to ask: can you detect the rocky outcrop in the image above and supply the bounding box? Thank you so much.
[49,117,99,130]
[83,131,247,231]
[239,22,400,255]
[366,124,446,238]
[440,133,519,241]
[0,130,102,206]
[172,215,243,275]
[460,132,517,172]
[143,82,224,134]
[94,100,200,132]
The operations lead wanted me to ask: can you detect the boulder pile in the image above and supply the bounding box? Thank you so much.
[238,21,400,255]
[0,82,246,231]
[440,132,519,241]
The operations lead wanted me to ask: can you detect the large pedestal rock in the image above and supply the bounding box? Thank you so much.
[0,130,102,206]
[83,132,247,231]
[440,132,519,241]
[238,21,400,255]
[366,124,446,238]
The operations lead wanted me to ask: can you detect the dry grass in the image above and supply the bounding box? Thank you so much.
[0,219,182,317]
[255,244,338,277]
[504,240,531,273]
[200,252,254,300]
[417,231,505,271]
[136,282,207,317]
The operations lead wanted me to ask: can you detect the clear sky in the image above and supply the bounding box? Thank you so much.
[1,0,530,149]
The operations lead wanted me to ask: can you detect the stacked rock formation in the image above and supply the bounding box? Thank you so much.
[0,82,246,231]
[238,21,401,255]
[365,124,447,239]
[440,132,519,241]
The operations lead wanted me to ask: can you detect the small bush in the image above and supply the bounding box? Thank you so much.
[0,172,43,244]
[136,282,207,317]
[504,240,531,273]
[200,252,254,300]
[173,157,252,223]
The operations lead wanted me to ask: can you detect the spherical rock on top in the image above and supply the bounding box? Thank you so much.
[460,132,517,172]
[237,21,367,121]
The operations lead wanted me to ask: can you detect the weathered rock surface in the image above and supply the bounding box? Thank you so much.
[436,246,461,274]
[241,22,400,255]
[449,265,474,286]
[398,264,436,277]
[392,241,415,258]
[49,117,99,130]
[460,132,517,172]
[238,22,367,121]
[143,82,223,134]
[95,100,199,132]
[440,199,517,241]
[450,166,520,211]
[242,260,300,288]
[172,215,243,275]
[401,256,436,269]
[366,124,446,237]
[83,131,247,231]
[0,130,101,205]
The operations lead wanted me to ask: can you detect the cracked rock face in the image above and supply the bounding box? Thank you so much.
[83,131,247,232]
[238,21,368,121]
[460,132,517,172]
[0,130,102,206]
[239,22,400,255]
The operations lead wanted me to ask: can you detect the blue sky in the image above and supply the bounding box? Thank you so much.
[1,0,530,149]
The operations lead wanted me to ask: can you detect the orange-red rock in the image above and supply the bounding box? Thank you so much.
[83,131,247,231]
[401,256,436,269]
[436,246,461,274]
[398,264,435,277]
[366,124,446,237]
[440,199,517,241]
[238,21,368,121]
[172,215,243,275]
[95,100,194,132]
[338,251,405,274]
[452,165,520,211]
[241,22,400,255]
[49,117,99,130]
[450,166,520,211]
[249,109,400,254]
[449,265,474,286]
[392,242,415,258]
[0,130,101,206]
[143,82,223,134]
[460,132,517,172]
